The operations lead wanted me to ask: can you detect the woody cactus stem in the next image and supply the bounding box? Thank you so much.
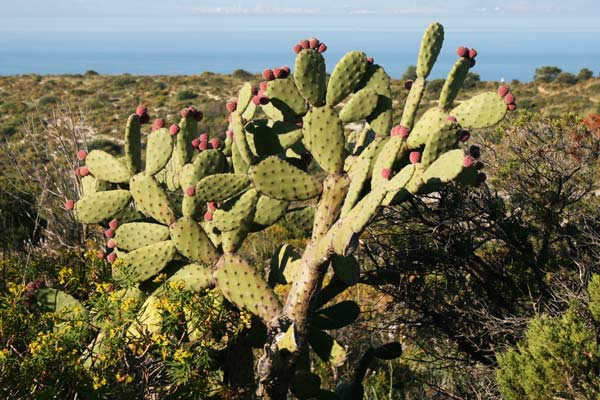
[54,21,513,400]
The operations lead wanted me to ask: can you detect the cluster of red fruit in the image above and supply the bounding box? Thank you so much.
[456,46,478,68]
[498,85,517,111]
[293,38,327,54]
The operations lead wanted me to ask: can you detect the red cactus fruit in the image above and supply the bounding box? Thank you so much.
[281,66,291,75]
[226,130,234,139]
[469,145,481,159]
[191,138,200,148]
[198,140,208,151]
[447,116,457,123]
[74,168,81,177]
[78,166,90,177]
[293,44,302,54]
[296,122,303,128]
[65,199,75,210]
[153,118,166,129]
[318,43,327,53]
[259,81,269,92]
[185,186,196,197]
[469,58,476,68]
[188,106,197,114]
[210,138,221,149]
[391,125,410,138]
[381,168,392,180]
[300,39,310,49]
[226,101,237,113]
[169,124,180,135]
[456,46,469,57]
[507,103,517,111]
[463,155,475,167]
[107,239,117,249]
[469,48,478,58]
[367,57,374,64]
[76,150,88,161]
[498,85,510,97]
[180,108,191,118]
[459,130,470,142]
[207,202,217,212]
[109,219,119,230]
[504,93,516,104]
[409,151,421,164]
[136,105,147,117]
[106,252,117,263]
[193,110,203,122]
[262,68,275,81]
[199,133,208,141]
[204,211,213,222]
[309,38,320,49]
[104,229,115,238]
[404,80,413,90]
[96,249,106,259]
[252,95,260,105]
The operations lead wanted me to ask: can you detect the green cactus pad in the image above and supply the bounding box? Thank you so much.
[406,107,446,149]
[85,150,131,183]
[284,206,316,232]
[269,244,302,285]
[74,190,131,224]
[357,64,393,137]
[232,112,255,165]
[385,164,416,193]
[265,77,308,117]
[156,158,180,191]
[236,82,254,114]
[180,149,227,190]
[294,50,326,106]
[221,228,248,254]
[195,173,250,202]
[145,128,174,175]
[341,154,371,218]
[114,240,176,282]
[169,262,214,292]
[181,195,200,218]
[326,50,368,106]
[313,301,360,330]
[422,148,466,186]
[124,113,142,174]
[169,217,219,265]
[250,156,322,201]
[303,106,345,174]
[416,22,444,78]
[80,176,110,197]
[371,136,406,189]
[350,186,386,233]
[339,88,379,123]
[114,222,170,251]
[129,174,176,225]
[213,189,259,232]
[439,58,471,109]
[400,77,426,129]
[110,206,144,224]
[331,218,356,257]
[277,322,299,353]
[241,100,257,121]
[252,195,289,231]
[174,115,197,167]
[36,288,87,319]
[245,120,303,157]
[308,327,347,367]
[451,91,508,129]
[214,254,282,321]
[331,254,360,286]
[421,122,461,168]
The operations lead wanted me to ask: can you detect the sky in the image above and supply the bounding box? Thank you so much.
[3,0,600,18]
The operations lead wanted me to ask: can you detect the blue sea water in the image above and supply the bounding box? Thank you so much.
[0,15,599,81]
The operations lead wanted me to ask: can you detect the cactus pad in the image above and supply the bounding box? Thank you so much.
[130,174,176,225]
[406,107,446,149]
[451,91,508,129]
[245,120,303,157]
[416,22,444,78]
[357,64,393,137]
[303,106,345,174]
[294,49,326,106]
[439,58,470,109]
[339,88,379,123]
[114,222,170,251]
[265,77,308,118]
[400,77,426,129]
[114,240,176,282]
[422,148,466,186]
[313,301,360,330]
[284,206,316,232]
[214,254,282,322]
[213,189,259,232]
[124,114,142,174]
[232,112,255,165]
[252,195,289,230]
[146,128,174,175]
[36,288,87,318]
[236,82,254,114]
[249,156,322,201]
[169,217,219,264]
[74,190,131,224]
[331,254,360,286]
[326,50,368,106]
[195,173,250,202]
[421,122,461,168]
[308,327,347,367]
[85,150,131,183]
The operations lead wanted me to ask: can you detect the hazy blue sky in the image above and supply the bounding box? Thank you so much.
[4,0,600,17]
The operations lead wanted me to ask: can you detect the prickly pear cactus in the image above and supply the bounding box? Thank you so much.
[57,22,515,398]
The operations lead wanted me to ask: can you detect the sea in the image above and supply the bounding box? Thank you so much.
[0,15,599,82]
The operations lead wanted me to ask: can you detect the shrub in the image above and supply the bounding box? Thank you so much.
[534,66,562,83]
[231,69,253,79]
[175,89,198,101]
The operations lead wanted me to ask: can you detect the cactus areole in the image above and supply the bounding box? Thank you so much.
[63,22,513,399]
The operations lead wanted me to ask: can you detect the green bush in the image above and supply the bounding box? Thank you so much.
[175,90,198,101]
[534,66,562,83]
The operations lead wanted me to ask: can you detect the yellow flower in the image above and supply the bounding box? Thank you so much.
[58,267,74,285]
[173,348,192,363]
[92,375,107,390]
[153,273,167,283]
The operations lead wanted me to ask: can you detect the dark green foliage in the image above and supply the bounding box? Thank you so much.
[232,69,254,79]
[401,65,417,81]
[175,89,198,101]
[534,65,562,83]
[577,68,594,81]
[554,72,578,84]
